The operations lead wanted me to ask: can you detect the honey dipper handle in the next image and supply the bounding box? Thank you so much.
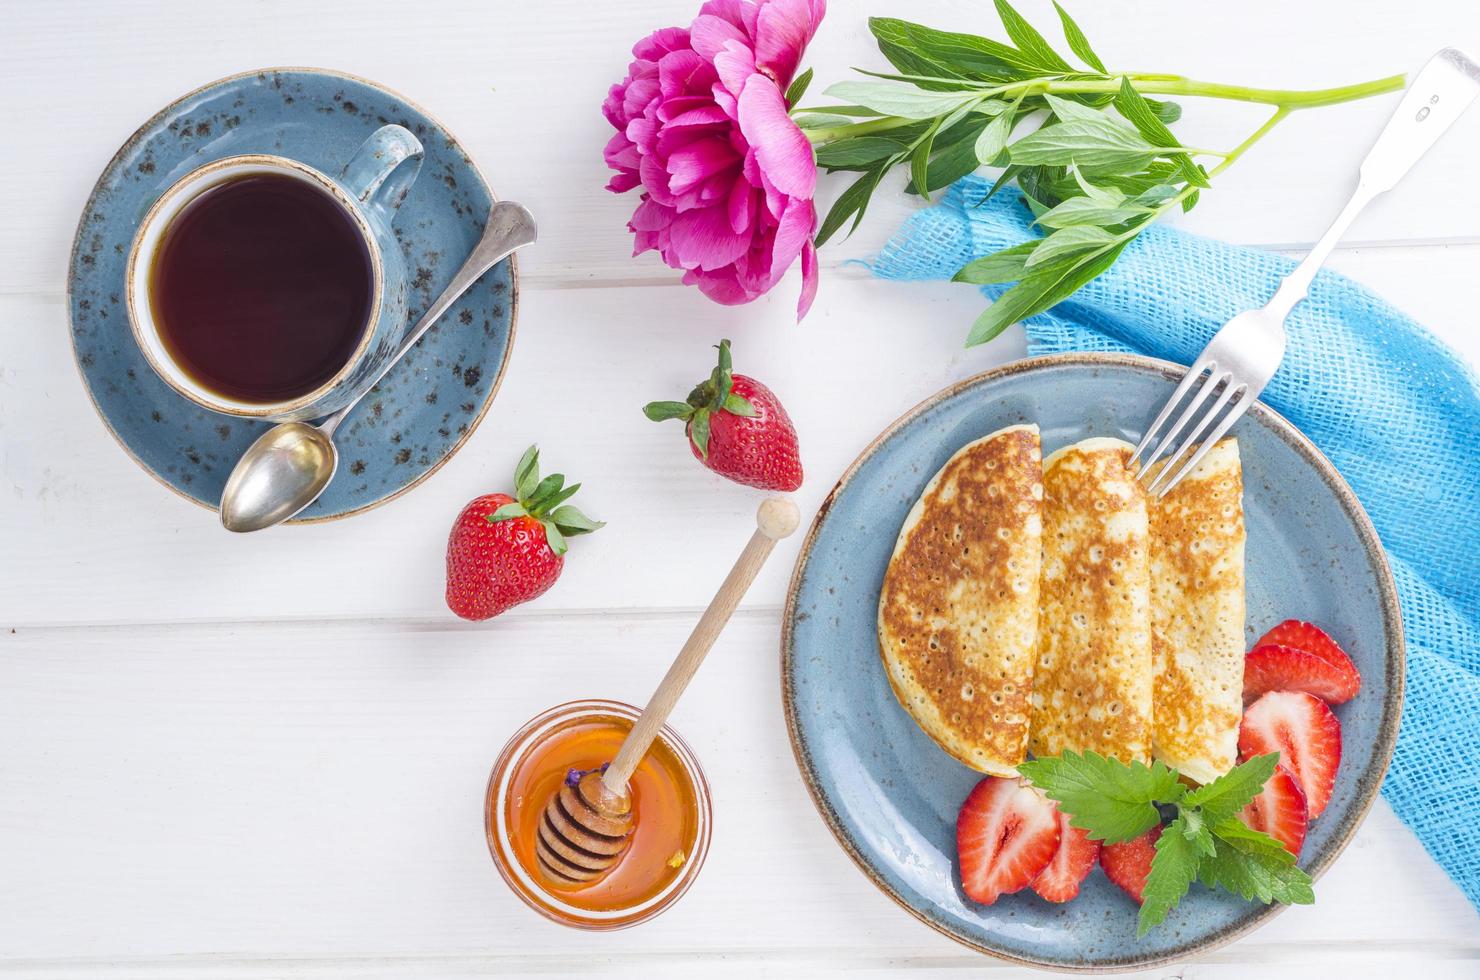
[603,497,801,793]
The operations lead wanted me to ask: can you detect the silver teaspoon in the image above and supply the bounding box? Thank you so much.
[219,200,537,532]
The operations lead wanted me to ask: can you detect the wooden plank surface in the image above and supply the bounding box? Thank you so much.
[2,0,1477,976]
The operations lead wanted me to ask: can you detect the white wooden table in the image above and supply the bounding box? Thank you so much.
[4,1,1478,976]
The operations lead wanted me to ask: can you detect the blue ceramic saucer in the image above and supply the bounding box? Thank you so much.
[67,68,517,522]
[781,353,1403,971]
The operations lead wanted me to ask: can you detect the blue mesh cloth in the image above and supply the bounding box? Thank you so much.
[868,175,1480,909]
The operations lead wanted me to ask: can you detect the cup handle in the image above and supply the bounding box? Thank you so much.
[339,124,424,224]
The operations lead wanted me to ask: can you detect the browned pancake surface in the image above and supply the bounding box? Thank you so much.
[878,424,1042,775]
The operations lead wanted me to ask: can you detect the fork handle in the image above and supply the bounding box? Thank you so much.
[1267,48,1480,318]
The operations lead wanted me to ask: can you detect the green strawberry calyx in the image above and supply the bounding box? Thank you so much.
[485,445,605,556]
[642,338,757,459]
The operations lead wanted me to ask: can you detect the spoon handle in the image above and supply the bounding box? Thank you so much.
[603,497,801,793]
[321,201,538,436]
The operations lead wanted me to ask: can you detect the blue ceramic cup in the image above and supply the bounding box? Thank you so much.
[125,124,424,421]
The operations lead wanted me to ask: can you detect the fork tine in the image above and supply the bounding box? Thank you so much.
[1149,385,1250,499]
[1143,375,1240,497]
[1135,367,1227,481]
[1130,360,1213,472]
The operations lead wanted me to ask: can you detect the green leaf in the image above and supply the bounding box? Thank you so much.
[1114,77,1208,189]
[1181,753,1279,827]
[1018,751,1184,843]
[688,408,712,459]
[1033,196,1149,230]
[975,163,1023,207]
[1148,98,1182,124]
[1008,117,1155,174]
[912,119,942,199]
[1138,814,1202,936]
[486,501,527,523]
[1200,821,1315,905]
[964,237,1127,346]
[550,505,605,536]
[904,115,992,193]
[993,0,1074,73]
[784,67,813,107]
[1177,806,1217,858]
[1026,224,1121,266]
[1133,184,1180,207]
[1043,92,1106,124]
[815,163,890,247]
[643,400,694,422]
[952,241,1038,285]
[514,446,540,500]
[537,481,583,514]
[723,393,757,417]
[1053,1,1107,73]
[815,136,910,170]
[868,18,1039,80]
[527,473,565,509]
[823,81,976,119]
[974,108,1018,166]
[540,520,567,557]
[1070,168,1125,205]
[794,111,877,130]
[852,68,992,92]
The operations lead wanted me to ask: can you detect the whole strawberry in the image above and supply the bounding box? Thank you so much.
[643,339,802,491]
[445,445,603,621]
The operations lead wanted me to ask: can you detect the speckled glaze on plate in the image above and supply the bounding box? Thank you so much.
[67,68,517,522]
[781,353,1403,972]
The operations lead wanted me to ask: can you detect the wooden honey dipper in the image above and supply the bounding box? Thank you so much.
[535,496,801,886]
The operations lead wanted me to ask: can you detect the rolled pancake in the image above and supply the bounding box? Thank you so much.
[878,423,1043,776]
[1147,438,1245,784]
[1030,437,1153,764]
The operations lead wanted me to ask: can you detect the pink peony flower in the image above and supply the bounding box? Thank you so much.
[602,0,824,319]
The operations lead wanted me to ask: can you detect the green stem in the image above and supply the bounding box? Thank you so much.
[1089,73,1406,108]
[803,72,1403,146]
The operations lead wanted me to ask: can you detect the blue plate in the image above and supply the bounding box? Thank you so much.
[67,68,517,522]
[782,353,1403,971]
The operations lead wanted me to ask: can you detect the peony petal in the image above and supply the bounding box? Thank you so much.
[684,266,759,305]
[658,49,707,99]
[796,238,818,319]
[753,0,822,86]
[737,74,816,199]
[669,205,752,270]
[727,179,757,235]
[663,103,731,128]
[712,39,757,98]
[633,26,692,62]
[666,137,739,195]
[765,196,814,283]
[607,172,643,194]
[689,12,747,61]
[629,196,675,232]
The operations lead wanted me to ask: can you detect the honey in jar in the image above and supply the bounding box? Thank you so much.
[486,699,711,929]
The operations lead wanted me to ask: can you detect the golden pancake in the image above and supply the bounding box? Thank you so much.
[1030,437,1153,764]
[1147,438,1246,784]
[878,423,1043,776]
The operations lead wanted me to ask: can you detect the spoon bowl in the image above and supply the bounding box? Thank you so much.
[219,423,339,532]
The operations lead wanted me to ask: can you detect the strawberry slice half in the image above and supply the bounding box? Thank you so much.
[957,776,1060,905]
[1099,825,1162,905]
[1239,764,1308,857]
[1239,691,1342,819]
[1254,620,1361,699]
[1030,808,1101,903]
[1244,643,1360,704]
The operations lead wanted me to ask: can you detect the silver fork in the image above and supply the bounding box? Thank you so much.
[1132,48,1480,498]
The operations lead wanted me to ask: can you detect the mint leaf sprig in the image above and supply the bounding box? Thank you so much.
[1019,750,1312,936]
[796,0,1405,347]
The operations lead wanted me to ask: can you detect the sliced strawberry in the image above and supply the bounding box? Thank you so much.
[957,777,1060,905]
[1244,643,1360,704]
[1239,764,1308,857]
[1030,809,1101,903]
[1254,620,1361,698]
[1239,691,1342,819]
[1099,825,1162,904]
